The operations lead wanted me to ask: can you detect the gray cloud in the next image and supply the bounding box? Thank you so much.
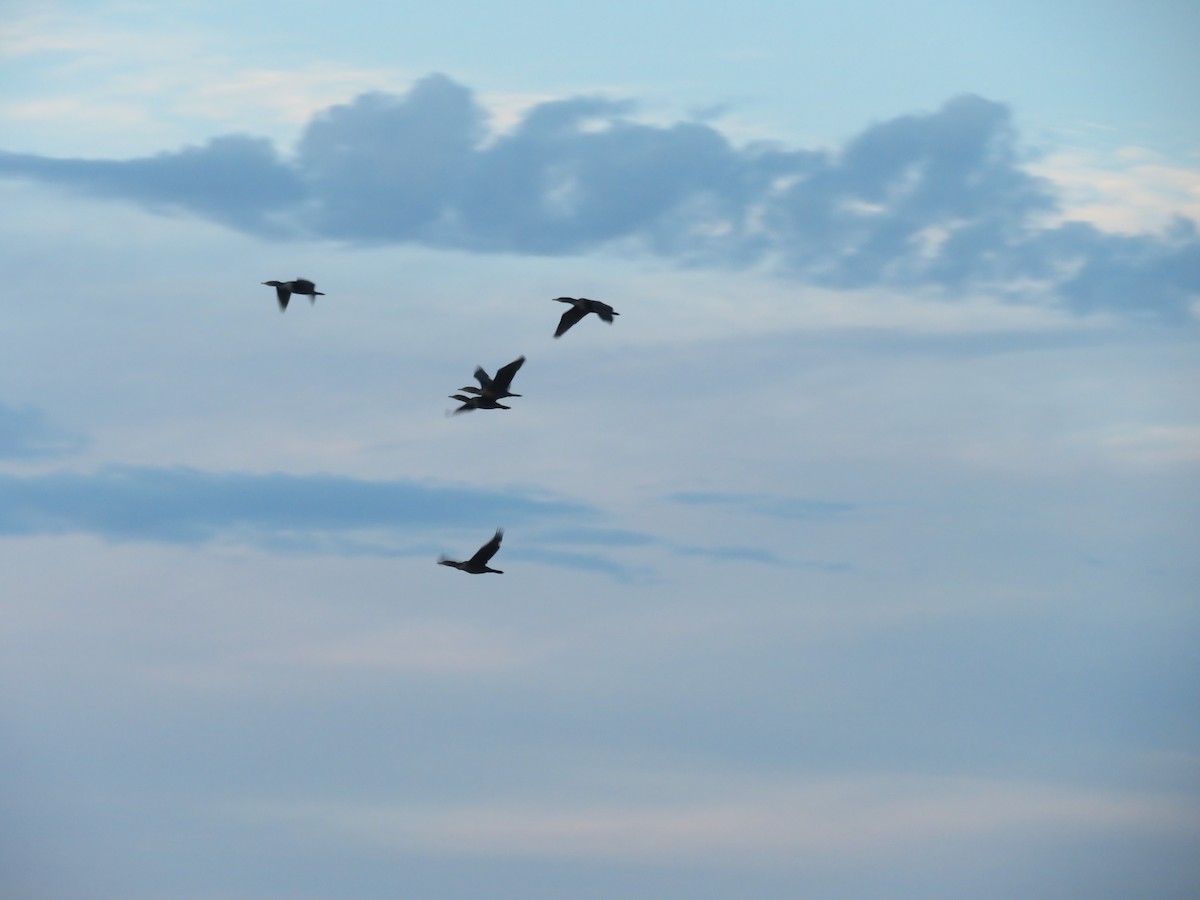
[0,465,590,547]
[1,76,1195,318]
[0,135,301,233]
[0,402,86,460]
[296,78,485,240]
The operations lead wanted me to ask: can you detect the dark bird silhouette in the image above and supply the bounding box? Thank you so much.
[448,393,511,414]
[262,278,325,311]
[438,529,505,574]
[552,296,619,338]
[458,356,525,401]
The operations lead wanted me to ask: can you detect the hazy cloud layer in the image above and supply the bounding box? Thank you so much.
[668,491,855,520]
[2,74,1197,317]
[0,465,822,574]
[0,402,86,460]
[0,465,590,547]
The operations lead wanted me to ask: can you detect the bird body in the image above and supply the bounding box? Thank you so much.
[449,393,511,414]
[438,529,505,574]
[458,356,525,400]
[552,296,619,337]
[262,278,325,311]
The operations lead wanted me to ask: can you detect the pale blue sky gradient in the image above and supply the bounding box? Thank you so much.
[1,2,1197,898]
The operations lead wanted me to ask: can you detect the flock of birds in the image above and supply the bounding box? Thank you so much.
[262,278,620,575]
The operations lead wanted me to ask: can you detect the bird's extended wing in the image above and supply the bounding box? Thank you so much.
[492,356,526,390]
[554,307,587,337]
[275,286,291,310]
[468,529,503,565]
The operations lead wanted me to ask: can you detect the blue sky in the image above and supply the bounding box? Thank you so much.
[1,2,1198,898]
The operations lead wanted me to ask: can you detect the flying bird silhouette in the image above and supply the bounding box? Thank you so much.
[448,393,511,414]
[262,278,324,311]
[457,356,526,401]
[552,297,619,338]
[438,529,505,574]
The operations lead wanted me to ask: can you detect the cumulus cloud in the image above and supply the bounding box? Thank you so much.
[0,465,590,548]
[0,134,301,232]
[1,74,1197,317]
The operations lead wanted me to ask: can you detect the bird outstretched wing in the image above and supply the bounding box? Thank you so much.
[554,307,587,337]
[468,529,503,566]
[492,356,525,390]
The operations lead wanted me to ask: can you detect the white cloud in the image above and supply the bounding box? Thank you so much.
[1100,425,1200,465]
[1030,146,1200,233]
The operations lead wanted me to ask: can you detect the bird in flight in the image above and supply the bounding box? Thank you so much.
[438,529,505,574]
[262,278,325,311]
[457,356,526,402]
[448,393,512,414]
[552,297,619,338]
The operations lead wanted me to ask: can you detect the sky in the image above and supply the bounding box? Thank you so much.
[1,1,1198,898]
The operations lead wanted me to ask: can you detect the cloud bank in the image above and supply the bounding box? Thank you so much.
[2,74,1197,318]
[0,465,590,549]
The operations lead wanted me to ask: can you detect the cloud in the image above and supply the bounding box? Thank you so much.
[668,491,855,520]
[296,77,486,240]
[510,547,651,582]
[0,134,302,232]
[2,75,1197,318]
[518,525,799,574]
[1030,147,1200,233]
[0,402,85,460]
[207,623,543,682]
[246,774,1197,866]
[0,465,590,548]
[670,544,788,565]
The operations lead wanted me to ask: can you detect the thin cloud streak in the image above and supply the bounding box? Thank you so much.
[0,464,592,547]
[0,401,86,460]
[668,491,855,520]
[245,774,1198,866]
[1,75,1196,318]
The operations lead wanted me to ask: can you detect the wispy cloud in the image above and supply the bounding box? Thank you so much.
[668,491,855,520]
[1,75,1196,319]
[245,773,1198,865]
[0,465,591,548]
[1031,146,1200,233]
[510,547,652,581]
[0,401,85,460]
[669,544,788,566]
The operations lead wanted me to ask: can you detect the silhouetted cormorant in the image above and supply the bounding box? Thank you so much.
[458,356,525,400]
[448,394,511,414]
[552,297,619,338]
[262,279,325,311]
[438,529,504,573]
